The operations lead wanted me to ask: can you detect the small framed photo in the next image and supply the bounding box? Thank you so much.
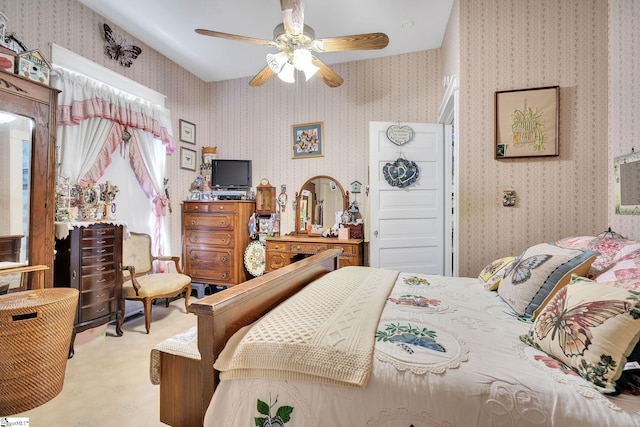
[292,122,323,159]
[180,147,197,171]
[495,86,559,159]
[179,119,196,144]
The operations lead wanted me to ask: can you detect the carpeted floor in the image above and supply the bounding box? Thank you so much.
[14,297,198,427]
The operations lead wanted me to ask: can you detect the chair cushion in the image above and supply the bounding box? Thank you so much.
[122,273,191,298]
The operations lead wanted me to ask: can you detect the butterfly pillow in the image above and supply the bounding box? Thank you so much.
[497,242,598,318]
[478,256,515,291]
[520,275,640,394]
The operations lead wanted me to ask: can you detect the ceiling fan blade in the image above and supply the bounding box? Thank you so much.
[249,65,275,87]
[311,57,343,88]
[280,0,304,36]
[195,29,276,47]
[313,33,389,52]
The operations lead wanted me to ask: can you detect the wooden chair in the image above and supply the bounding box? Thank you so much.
[122,232,192,333]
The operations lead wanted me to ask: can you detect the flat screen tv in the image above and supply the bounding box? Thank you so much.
[211,159,252,189]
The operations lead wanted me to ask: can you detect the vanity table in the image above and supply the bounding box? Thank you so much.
[265,175,364,271]
[265,235,363,271]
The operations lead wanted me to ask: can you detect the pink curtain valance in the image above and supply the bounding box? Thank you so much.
[57,100,172,148]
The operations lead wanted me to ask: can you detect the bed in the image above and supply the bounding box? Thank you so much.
[174,237,640,426]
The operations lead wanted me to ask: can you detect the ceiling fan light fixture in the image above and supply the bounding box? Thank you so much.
[292,48,312,70]
[301,61,320,81]
[278,62,296,83]
[267,51,289,73]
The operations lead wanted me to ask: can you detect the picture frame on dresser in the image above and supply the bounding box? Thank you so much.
[495,86,559,159]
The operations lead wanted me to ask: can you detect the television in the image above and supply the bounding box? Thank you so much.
[211,159,252,189]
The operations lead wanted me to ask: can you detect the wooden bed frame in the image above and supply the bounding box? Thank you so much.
[159,249,341,427]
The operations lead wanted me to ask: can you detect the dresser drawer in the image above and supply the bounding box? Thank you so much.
[265,253,289,272]
[334,243,357,256]
[81,252,116,267]
[184,230,234,247]
[80,300,115,323]
[290,242,329,254]
[339,255,359,267]
[81,226,115,239]
[81,286,116,306]
[266,241,289,252]
[81,241,115,258]
[184,213,234,229]
[80,270,117,290]
[183,202,236,213]
[184,248,234,283]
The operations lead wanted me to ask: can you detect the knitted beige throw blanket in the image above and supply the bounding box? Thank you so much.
[215,266,399,387]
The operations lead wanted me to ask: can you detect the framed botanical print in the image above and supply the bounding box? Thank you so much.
[495,86,559,159]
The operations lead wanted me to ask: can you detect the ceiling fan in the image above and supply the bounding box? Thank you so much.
[195,0,389,87]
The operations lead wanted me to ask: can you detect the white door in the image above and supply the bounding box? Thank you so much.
[369,121,447,275]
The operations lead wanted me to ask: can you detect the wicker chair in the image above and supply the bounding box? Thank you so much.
[122,232,191,334]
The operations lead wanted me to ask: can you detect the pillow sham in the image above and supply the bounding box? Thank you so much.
[520,275,640,394]
[478,256,515,291]
[556,235,630,278]
[497,242,598,318]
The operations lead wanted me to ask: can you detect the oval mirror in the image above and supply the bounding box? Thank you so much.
[295,175,348,234]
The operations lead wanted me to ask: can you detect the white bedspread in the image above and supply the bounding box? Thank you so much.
[204,269,640,427]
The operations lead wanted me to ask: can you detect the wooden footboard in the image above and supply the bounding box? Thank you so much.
[187,248,341,425]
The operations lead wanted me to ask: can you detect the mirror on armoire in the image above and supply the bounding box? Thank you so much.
[0,70,58,290]
[0,112,32,268]
[295,175,348,234]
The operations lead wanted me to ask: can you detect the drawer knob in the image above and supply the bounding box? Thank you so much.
[97,266,106,271]
[295,245,301,250]
[97,293,106,298]
[194,205,199,210]
[220,220,226,226]
[98,231,107,235]
[221,272,227,278]
[218,205,224,210]
[97,278,106,283]
[97,240,106,244]
[221,256,227,262]
[96,307,106,314]
[191,220,196,225]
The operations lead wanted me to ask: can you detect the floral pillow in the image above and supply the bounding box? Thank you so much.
[520,275,640,394]
[595,256,640,283]
[556,236,631,278]
[478,256,515,291]
[497,242,598,318]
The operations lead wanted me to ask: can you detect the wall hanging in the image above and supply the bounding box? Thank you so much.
[495,86,559,159]
[614,149,640,215]
[103,23,141,68]
[292,122,323,159]
[383,156,419,188]
[386,123,414,146]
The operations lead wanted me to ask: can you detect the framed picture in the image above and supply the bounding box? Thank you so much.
[180,147,197,171]
[495,86,559,159]
[179,119,196,144]
[614,150,640,215]
[292,122,324,159]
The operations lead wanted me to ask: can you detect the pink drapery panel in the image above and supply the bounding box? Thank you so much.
[52,66,173,253]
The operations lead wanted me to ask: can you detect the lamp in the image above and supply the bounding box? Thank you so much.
[266,51,288,74]
[268,47,319,84]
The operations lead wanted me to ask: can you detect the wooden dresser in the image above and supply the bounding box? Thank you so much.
[181,200,255,286]
[54,222,125,356]
[265,235,363,272]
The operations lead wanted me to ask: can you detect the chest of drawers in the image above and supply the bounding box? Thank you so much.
[182,201,255,286]
[265,235,364,272]
[54,223,124,356]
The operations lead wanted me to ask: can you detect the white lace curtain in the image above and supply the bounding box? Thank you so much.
[52,66,175,254]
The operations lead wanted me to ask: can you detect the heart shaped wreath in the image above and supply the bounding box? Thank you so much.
[383,157,420,188]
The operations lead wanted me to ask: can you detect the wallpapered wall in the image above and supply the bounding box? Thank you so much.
[0,0,443,263]
[455,0,611,275]
[4,0,636,279]
[609,0,640,239]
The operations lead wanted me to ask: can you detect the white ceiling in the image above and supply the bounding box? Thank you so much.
[79,0,454,83]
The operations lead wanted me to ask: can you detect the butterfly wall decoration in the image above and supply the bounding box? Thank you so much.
[103,23,141,68]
